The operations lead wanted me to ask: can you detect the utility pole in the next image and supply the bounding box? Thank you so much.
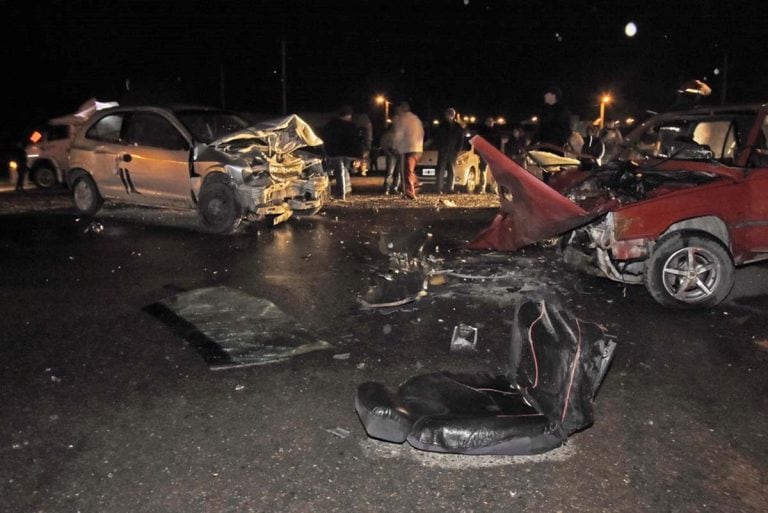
[220,63,226,109]
[721,51,728,105]
[281,39,287,115]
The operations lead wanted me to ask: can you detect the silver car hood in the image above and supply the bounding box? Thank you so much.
[211,114,323,158]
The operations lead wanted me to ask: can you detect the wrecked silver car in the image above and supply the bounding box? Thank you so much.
[67,107,329,233]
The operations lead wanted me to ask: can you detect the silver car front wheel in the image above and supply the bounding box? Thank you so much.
[198,181,243,234]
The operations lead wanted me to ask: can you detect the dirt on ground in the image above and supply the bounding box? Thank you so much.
[0,176,501,216]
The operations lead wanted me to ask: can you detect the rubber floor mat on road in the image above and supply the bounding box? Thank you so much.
[145,286,333,369]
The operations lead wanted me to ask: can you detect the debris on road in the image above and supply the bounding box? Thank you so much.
[359,289,427,309]
[84,221,104,235]
[326,427,351,439]
[450,324,478,352]
[145,286,333,369]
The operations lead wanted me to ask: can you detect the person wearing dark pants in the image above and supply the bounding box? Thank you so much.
[477,117,501,193]
[434,107,464,194]
[12,141,28,192]
[320,105,362,199]
[379,126,401,194]
[326,156,353,199]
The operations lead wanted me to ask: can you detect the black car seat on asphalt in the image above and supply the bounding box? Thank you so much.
[355,298,616,455]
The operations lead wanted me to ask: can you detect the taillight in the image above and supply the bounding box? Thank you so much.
[29,130,43,144]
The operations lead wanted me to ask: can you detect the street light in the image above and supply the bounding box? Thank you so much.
[375,95,391,124]
[599,94,612,129]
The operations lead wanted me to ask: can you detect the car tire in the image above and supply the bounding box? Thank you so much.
[72,175,103,215]
[33,165,58,189]
[644,232,734,309]
[198,182,242,234]
[463,168,477,194]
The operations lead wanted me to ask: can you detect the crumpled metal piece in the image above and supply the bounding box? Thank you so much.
[146,286,333,369]
[468,136,598,251]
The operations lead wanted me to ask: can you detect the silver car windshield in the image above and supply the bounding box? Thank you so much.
[175,110,249,144]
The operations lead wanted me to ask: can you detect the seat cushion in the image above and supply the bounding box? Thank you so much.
[355,371,563,455]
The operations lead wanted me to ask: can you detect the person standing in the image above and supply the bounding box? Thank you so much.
[352,110,373,176]
[580,124,605,170]
[534,86,572,153]
[433,107,464,194]
[379,125,401,195]
[391,102,424,199]
[505,124,529,165]
[601,120,624,162]
[477,116,501,194]
[12,139,28,193]
[321,105,362,199]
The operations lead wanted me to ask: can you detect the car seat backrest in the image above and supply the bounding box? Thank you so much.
[510,299,616,434]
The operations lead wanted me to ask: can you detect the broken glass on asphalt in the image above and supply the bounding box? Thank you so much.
[145,286,333,369]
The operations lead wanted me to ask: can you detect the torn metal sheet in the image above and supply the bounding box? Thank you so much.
[146,286,332,369]
[468,136,597,251]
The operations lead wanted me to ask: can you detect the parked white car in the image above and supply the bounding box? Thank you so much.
[415,133,482,192]
[25,99,118,189]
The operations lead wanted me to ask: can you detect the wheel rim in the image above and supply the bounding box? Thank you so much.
[74,180,93,210]
[36,168,56,188]
[661,246,722,302]
[203,193,232,228]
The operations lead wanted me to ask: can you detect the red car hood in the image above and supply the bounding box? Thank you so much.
[467,136,601,251]
[468,137,742,252]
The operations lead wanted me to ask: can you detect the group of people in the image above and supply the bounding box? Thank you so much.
[320,86,626,199]
[322,101,428,200]
[531,85,626,169]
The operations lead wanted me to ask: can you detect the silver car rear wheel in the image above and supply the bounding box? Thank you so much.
[72,175,103,215]
[33,165,58,189]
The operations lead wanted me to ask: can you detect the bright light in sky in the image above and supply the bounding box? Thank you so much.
[624,22,638,37]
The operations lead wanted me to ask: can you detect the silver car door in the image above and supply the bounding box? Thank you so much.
[119,112,194,208]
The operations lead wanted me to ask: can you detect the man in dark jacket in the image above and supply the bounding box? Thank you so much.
[534,86,572,152]
[477,117,501,194]
[433,107,464,194]
[321,105,361,199]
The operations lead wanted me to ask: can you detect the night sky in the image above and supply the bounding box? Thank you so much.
[3,0,767,143]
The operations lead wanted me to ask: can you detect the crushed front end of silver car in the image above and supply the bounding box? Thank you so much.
[211,114,330,224]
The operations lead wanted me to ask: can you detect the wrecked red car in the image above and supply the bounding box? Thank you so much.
[471,103,768,309]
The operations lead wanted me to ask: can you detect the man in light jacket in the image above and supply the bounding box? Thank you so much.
[391,101,424,199]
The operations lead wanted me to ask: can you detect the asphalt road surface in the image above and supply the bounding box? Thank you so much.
[1,180,767,513]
